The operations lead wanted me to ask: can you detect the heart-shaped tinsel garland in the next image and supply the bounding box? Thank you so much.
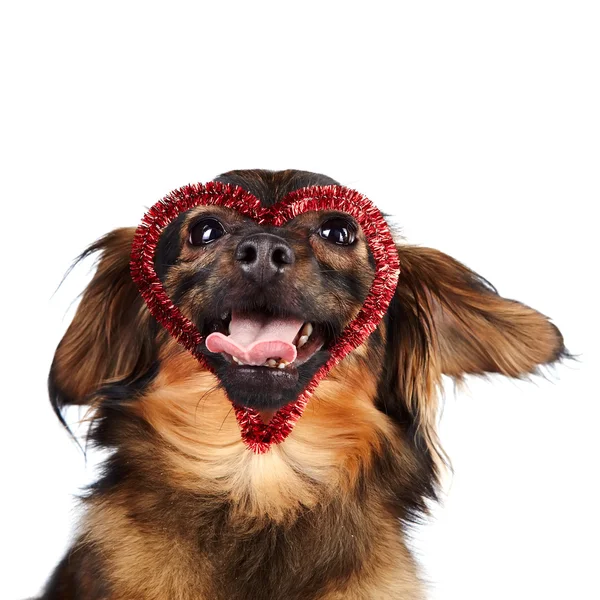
[130,182,400,453]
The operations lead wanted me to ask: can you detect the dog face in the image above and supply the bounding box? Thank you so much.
[155,202,374,411]
[49,169,565,521]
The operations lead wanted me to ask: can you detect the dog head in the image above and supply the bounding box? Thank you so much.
[49,169,565,518]
[151,175,379,415]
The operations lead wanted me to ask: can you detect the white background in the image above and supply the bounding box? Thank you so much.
[1,1,598,599]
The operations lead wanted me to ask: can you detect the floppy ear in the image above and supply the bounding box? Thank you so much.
[382,244,565,482]
[49,228,155,422]
[395,245,565,379]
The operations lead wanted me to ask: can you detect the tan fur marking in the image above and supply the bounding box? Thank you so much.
[135,345,389,522]
[82,501,213,600]
[320,524,425,600]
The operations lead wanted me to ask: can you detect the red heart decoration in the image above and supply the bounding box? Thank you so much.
[130,182,400,453]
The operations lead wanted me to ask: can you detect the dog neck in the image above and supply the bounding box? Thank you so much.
[79,433,425,600]
[70,353,431,598]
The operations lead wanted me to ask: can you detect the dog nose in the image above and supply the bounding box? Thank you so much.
[235,233,295,284]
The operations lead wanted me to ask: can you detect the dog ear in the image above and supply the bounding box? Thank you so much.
[395,245,565,379]
[382,245,565,479]
[49,228,155,422]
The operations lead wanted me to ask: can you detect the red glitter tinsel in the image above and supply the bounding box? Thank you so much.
[130,182,400,453]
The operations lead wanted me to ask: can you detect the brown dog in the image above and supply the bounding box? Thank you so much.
[43,169,565,599]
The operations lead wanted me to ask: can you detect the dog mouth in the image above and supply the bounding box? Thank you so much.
[199,309,329,415]
[204,311,325,371]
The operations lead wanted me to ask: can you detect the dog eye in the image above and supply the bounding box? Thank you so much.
[318,218,356,246]
[189,218,226,246]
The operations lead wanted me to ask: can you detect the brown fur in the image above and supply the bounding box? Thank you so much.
[43,169,565,599]
[49,228,154,411]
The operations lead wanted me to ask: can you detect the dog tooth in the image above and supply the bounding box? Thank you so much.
[297,335,309,348]
[232,356,241,364]
[278,360,289,369]
[266,359,278,368]
[301,323,314,339]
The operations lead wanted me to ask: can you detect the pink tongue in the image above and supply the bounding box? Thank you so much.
[206,312,303,366]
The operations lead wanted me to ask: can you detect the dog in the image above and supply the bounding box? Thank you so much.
[42,169,565,599]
